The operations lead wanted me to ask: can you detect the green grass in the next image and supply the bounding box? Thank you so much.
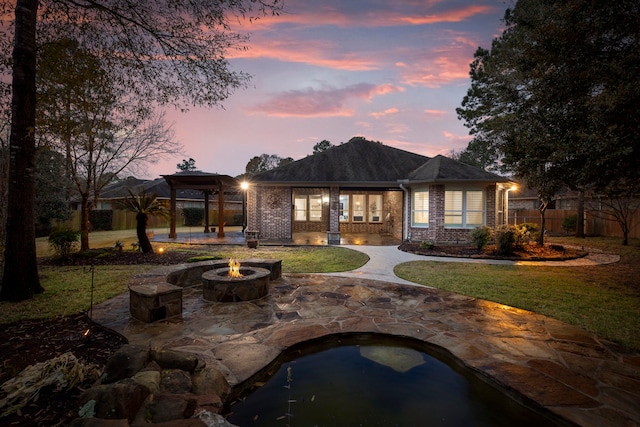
[0,265,154,324]
[395,236,640,350]
[5,230,640,351]
[199,246,369,273]
[2,232,369,324]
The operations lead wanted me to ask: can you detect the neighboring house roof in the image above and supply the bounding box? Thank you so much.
[252,139,429,185]
[99,176,242,202]
[404,155,511,184]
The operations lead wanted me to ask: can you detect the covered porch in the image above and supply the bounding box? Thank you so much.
[150,226,401,246]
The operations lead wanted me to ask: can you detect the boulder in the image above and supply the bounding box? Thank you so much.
[102,345,149,384]
[151,348,199,373]
[78,379,151,422]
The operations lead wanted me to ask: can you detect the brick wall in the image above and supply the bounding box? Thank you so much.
[407,184,498,244]
[247,186,292,239]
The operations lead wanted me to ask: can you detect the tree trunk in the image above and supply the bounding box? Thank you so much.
[576,191,585,238]
[80,195,91,251]
[1,0,43,301]
[537,202,547,246]
[137,212,153,253]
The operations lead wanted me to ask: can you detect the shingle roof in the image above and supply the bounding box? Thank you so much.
[251,138,429,185]
[99,177,243,202]
[405,155,510,183]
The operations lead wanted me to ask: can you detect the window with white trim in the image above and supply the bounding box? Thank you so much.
[412,189,429,227]
[309,195,323,222]
[339,193,384,223]
[445,189,485,228]
[339,194,349,222]
[294,196,308,221]
[368,194,382,223]
[294,194,323,222]
[352,194,365,222]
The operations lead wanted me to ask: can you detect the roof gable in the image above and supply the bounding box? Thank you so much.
[252,139,429,184]
[406,155,509,183]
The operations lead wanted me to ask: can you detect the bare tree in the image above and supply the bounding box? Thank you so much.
[586,195,640,246]
[0,0,282,301]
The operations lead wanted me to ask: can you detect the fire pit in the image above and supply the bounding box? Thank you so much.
[201,259,270,302]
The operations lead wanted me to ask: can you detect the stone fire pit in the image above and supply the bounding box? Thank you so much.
[201,266,271,302]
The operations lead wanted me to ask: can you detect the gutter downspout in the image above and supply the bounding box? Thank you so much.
[399,183,409,241]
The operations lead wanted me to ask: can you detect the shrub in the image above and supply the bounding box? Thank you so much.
[89,210,113,231]
[182,208,204,226]
[48,228,80,258]
[470,226,492,250]
[419,240,434,250]
[515,223,539,248]
[562,214,577,234]
[495,225,517,255]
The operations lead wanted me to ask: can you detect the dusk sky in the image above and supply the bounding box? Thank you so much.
[150,0,509,179]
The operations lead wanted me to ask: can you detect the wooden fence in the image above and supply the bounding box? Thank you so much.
[59,208,243,232]
[509,209,640,239]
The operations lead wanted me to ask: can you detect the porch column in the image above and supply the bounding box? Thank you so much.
[169,185,177,239]
[217,182,225,238]
[203,190,211,233]
[328,185,340,244]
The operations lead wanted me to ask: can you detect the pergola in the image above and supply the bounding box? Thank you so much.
[162,172,239,238]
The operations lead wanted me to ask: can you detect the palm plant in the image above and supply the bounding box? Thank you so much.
[115,189,169,253]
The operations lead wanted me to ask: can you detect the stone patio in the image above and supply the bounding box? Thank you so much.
[92,269,640,427]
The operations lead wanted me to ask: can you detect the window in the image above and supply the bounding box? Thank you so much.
[309,195,323,222]
[352,194,365,222]
[412,190,429,227]
[445,189,485,228]
[339,194,349,222]
[339,193,384,223]
[369,194,382,223]
[294,196,307,221]
[294,194,323,222]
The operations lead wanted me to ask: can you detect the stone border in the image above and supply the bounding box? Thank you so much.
[128,259,282,323]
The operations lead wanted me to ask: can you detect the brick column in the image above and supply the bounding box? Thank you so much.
[328,186,340,244]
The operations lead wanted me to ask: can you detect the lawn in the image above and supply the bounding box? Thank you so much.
[3,231,639,351]
[395,235,640,350]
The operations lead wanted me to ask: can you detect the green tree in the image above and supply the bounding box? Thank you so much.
[35,148,71,237]
[177,158,197,172]
[114,189,169,254]
[36,39,180,252]
[312,140,334,154]
[456,0,640,244]
[1,0,281,301]
[245,153,293,176]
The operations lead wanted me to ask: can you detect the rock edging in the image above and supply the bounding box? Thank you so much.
[70,344,237,427]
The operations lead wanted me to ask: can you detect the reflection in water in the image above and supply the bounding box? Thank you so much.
[227,341,562,427]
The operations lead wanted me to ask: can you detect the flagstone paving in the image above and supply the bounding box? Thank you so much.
[93,266,639,427]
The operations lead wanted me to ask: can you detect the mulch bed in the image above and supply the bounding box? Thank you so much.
[398,242,587,260]
[2,250,200,426]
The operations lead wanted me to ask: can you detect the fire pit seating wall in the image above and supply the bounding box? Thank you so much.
[128,258,282,323]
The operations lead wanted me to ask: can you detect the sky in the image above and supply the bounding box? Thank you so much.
[148,0,509,179]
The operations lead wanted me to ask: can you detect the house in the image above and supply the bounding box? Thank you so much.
[246,138,514,243]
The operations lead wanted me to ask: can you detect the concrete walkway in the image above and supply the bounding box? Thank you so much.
[323,245,620,285]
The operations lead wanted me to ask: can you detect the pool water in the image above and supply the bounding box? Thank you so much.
[226,338,562,426]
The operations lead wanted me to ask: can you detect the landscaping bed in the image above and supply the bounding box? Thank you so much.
[398,241,588,260]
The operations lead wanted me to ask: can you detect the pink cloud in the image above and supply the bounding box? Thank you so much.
[246,83,404,117]
[396,36,478,87]
[424,109,448,116]
[228,38,381,71]
[397,5,495,25]
[370,108,400,119]
[231,2,495,30]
